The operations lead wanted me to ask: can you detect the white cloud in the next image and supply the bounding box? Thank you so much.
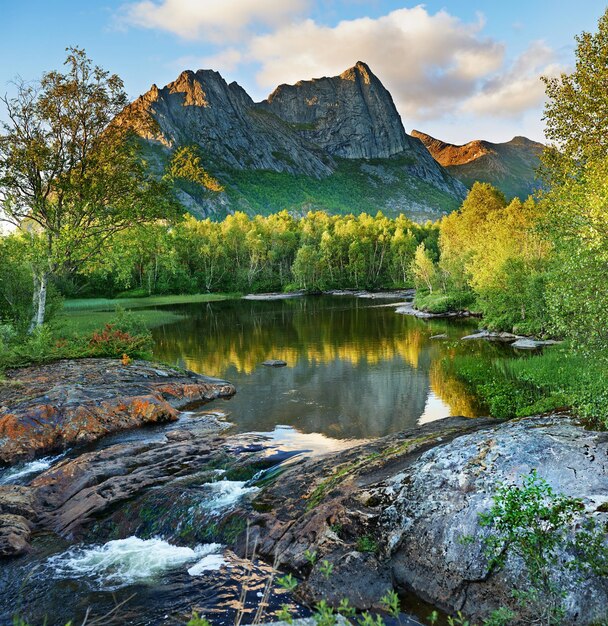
[117,3,561,140]
[247,7,507,120]
[119,0,308,42]
[465,41,561,117]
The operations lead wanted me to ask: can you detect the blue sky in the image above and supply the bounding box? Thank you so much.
[2,1,607,143]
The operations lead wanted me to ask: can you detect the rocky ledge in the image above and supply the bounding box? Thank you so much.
[394,301,475,319]
[242,415,608,624]
[0,359,235,465]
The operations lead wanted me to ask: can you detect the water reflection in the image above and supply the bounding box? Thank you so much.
[151,296,501,441]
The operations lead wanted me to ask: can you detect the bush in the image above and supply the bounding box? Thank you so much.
[414,289,476,314]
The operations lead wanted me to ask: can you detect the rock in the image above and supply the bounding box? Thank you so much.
[512,338,561,349]
[395,302,471,319]
[430,334,448,339]
[262,360,288,368]
[385,416,608,624]
[0,485,35,518]
[0,358,236,464]
[243,292,305,301]
[0,513,31,556]
[117,63,466,220]
[0,425,271,556]
[461,330,519,341]
[244,415,608,624]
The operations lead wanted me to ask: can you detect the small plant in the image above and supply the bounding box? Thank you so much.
[313,600,336,626]
[479,469,607,625]
[337,598,356,618]
[356,535,378,553]
[186,612,212,626]
[276,573,298,592]
[319,559,334,580]
[357,612,386,626]
[276,604,294,624]
[380,589,401,619]
[304,548,318,565]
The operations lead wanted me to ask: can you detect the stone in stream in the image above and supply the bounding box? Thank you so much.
[239,415,608,625]
[262,360,288,367]
[0,358,236,464]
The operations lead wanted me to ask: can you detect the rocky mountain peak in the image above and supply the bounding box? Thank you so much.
[117,63,467,219]
[339,60,374,83]
[261,61,411,159]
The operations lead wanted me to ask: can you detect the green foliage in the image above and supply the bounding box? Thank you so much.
[444,345,608,427]
[0,309,153,371]
[356,535,379,554]
[319,559,334,580]
[220,155,460,221]
[414,290,475,314]
[0,47,180,328]
[186,612,211,626]
[479,470,608,625]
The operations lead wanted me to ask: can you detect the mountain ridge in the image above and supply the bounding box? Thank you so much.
[411,130,544,200]
[118,63,468,221]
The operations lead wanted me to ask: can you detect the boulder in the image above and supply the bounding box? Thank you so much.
[0,513,31,556]
[0,359,236,464]
[244,415,608,624]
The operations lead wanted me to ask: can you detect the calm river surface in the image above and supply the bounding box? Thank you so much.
[152,294,498,447]
[1,294,510,626]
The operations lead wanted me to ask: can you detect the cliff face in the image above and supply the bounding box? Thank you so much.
[412,130,545,200]
[119,64,467,221]
[262,61,410,159]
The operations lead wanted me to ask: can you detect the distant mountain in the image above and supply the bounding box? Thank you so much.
[118,62,467,221]
[411,131,545,201]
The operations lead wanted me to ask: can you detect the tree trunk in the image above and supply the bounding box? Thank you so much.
[28,271,48,332]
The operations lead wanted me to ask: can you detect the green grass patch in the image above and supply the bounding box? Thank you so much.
[219,156,462,221]
[55,309,185,335]
[63,292,238,312]
[414,290,476,314]
[445,344,608,428]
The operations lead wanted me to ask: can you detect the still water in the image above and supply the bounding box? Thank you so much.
[1,294,509,626]
[152,294,494,446]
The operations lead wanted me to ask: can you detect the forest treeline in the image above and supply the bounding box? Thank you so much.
[0,210,438,327]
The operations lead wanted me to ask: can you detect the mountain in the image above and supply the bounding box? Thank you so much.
[411,131,544,201]
[119,62,467,221]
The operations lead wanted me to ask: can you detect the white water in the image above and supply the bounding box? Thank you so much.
[0,452,66,485]
[48,537,224,589]
[201,480,259,514]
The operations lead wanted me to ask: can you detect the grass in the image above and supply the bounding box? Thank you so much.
[63,292,238,312]
[58,292,239,333]
[214,156,462,222]
[414,290,477,314]
[445,344,608,428]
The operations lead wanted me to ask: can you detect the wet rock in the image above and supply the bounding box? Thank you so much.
[395,302,472,319]
[511,338,561,349]
[245,415,608,624]
[0,485,35,518]
[461,330,518,341]
[0,358,236,464]
[0,513,31,556]
[30,430,223,536]
[262,360,288,368]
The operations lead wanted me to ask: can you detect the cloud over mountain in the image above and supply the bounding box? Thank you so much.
[117,1,563,140]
